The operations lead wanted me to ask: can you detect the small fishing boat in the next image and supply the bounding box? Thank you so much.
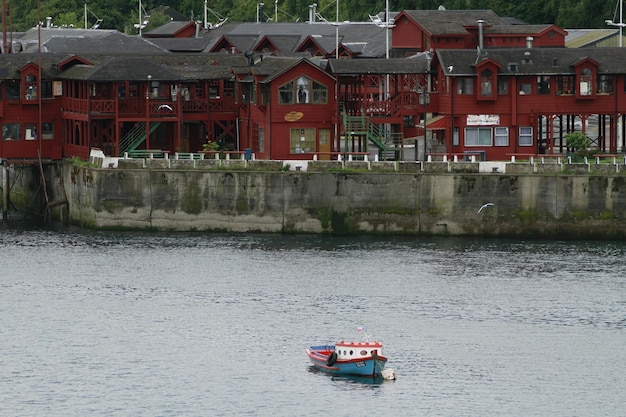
[306,333,390,378]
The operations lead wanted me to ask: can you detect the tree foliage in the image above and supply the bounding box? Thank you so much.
[1,0,619,32]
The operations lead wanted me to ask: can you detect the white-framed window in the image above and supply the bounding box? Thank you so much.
[494,127,509,146]
[290,128,316,154]
[279,76,328,105]
[464,127,492,146]
[519,126,533,146]
[480,69,493,96]
[579,68,593,96]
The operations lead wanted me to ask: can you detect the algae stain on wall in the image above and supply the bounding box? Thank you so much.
[181,174,203,215]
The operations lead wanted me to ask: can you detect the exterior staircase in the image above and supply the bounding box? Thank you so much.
[119,122,161,155]
[342,110,402,160]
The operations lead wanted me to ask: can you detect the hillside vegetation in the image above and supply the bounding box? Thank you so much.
[2,0,618,34]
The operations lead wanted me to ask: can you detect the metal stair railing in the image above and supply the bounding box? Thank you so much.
[119,122,161,154]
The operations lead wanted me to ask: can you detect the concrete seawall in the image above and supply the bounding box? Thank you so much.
[9,161,626,238]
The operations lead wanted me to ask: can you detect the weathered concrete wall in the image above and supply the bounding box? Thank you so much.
[10,162,626,238]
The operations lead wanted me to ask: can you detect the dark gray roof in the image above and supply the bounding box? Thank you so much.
[57,54,249,81]
[0,53,61,79]
[144,21,194,37]
[402,10,503,35]
[149,37,213,53]
[327,57,428,74]
[202,21,389,58]
[483,24,561,35]
[0,53,247,81]
[18,29,167,54]
[436,47,626,76]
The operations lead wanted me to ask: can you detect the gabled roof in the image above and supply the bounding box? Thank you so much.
[399,10,503,35]
[253,35,302,55]
[202,22,389,58]
[208,34,259,53]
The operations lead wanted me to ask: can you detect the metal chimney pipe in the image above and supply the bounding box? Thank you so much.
[477,20,484,50]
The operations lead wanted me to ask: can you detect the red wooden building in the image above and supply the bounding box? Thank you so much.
[2,8,626,163]
[234,56,337,160]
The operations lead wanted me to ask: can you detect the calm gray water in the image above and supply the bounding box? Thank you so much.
[1,222,625,416]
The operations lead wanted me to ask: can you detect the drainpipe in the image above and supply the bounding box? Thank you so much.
[2,159,8,220]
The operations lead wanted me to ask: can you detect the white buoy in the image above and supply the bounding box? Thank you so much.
[382,368,396,380]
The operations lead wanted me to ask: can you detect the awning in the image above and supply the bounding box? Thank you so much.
[426,115,446,130]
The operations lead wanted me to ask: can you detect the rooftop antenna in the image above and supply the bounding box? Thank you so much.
[133,0,149,35]
[84,3,103,29]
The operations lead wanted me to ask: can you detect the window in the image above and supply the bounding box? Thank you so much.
[519,127,533,146]
[290,128,315,154]
[597,74,613,94]
[279,76,327,105]
[464,127,492,146]
[3,123,21,140]
[209,81,220,98]
[241,82,256,104]
[260,85,270,106]
[519,83,531,95]
[24,74,37,100]
[494,127,509,146]
[453,127,459,146]
[537,76,550,95]
[25,124,37,140]
[279,83,293,104]
[497,78,508,95]
[557,75,575,95]
[41,80,53,98]
[480,69,493,96]
[579,68,592,96]
[312,81,327,104]
[403,115,414,128]
[42,122,54,140]
[457,78,473,95]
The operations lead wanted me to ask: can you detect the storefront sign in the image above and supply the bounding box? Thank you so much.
[285,111,304,122]
[467,114,500,125]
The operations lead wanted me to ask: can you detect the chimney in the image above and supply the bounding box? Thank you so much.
[477,20,484,50]
[526,36,534,48]
[46,16,52,28]
[309,4,317,23]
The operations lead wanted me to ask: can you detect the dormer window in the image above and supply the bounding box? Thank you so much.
[480,69,493,97]
[24,74,37,100]
[579,68,593,96]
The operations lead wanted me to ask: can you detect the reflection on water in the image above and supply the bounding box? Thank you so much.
[1,221,625,416]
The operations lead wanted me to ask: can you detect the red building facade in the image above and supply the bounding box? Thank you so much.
[2,9,626,163]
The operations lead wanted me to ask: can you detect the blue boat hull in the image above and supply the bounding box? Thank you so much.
[306,345,387,377]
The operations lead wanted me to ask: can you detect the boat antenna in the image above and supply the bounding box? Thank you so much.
[357,326,369,342]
